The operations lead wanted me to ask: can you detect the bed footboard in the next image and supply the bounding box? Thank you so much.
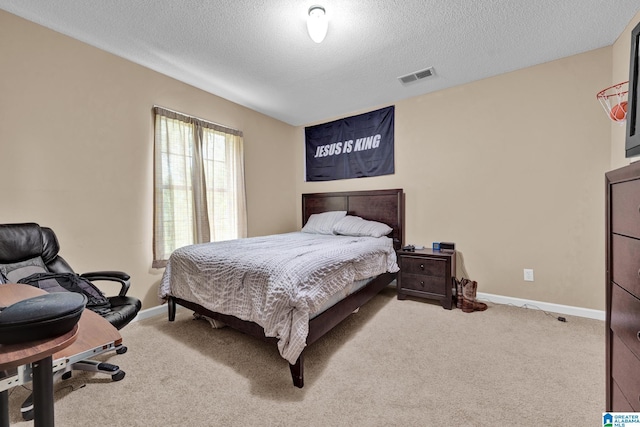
[168,295,307,386]
[167,272,395,388]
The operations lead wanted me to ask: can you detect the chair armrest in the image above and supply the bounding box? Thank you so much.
[80,271,131,297]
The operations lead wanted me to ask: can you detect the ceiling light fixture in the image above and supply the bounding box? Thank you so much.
[307,5,328,43]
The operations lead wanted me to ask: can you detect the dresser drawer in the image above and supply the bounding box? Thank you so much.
[612,179,640,239]
[612,379,635,412]
[611,284,640,359]
[400,256,446,277]
[400,274,446,295]
[612,333,640,411]
[612,234,640,297]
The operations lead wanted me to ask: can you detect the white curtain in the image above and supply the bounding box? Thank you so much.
[153,107,247,268]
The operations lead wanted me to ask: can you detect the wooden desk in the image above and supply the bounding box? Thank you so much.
[0,284,122,427]
[0,326,78,370]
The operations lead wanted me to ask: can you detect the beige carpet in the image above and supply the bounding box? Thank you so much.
[7,286,604,426]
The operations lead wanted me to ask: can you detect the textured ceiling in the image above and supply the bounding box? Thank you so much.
[1,0,639,126]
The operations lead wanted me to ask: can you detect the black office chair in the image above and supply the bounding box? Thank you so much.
[0,222,142,420]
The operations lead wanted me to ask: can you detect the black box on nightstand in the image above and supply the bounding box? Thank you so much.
[439,242,455,252]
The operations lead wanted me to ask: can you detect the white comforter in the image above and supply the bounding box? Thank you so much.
[159,232,399,363]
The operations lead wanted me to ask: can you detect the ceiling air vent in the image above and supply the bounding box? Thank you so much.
[398,67,434,85]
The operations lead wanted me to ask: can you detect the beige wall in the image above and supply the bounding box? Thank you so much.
[296,48,612,310]
[611,11,640,169]
[3,8,637,312]
[0,11,298,308]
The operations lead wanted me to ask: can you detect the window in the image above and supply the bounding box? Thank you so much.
[153,106,247,268]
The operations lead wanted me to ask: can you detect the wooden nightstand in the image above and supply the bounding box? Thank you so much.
[396,248,456,309]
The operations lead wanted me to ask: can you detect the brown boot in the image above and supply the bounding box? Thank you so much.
[461,279,488,313]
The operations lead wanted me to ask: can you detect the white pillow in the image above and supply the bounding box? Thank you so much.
[333,215,393,238]
[301,211,347,235]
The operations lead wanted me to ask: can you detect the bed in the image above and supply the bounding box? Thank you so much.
[160,188,404,387]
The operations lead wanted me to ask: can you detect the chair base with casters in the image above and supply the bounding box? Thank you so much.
[17,340,127,421]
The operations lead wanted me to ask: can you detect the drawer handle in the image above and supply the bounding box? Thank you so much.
[420,281,425,287]
[420,264,424,270]
[637,331,640,342]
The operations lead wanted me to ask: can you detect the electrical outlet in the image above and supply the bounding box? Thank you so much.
[523,269,534,282]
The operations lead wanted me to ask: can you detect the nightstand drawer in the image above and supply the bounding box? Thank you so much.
[400,273,446,295]
[612,333,640,411]
[400,256,446,277]
[611,284,640,360]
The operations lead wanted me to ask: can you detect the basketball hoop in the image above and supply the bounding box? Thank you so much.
[597,81,629,124]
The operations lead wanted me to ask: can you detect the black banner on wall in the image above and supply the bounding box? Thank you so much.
[305,106,395,182]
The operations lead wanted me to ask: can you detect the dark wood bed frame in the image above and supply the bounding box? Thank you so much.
[167,188,405,387]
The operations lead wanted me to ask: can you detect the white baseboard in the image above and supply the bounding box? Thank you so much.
[477,292,605,321]
[131,291,606,323]
[131,304,169,323]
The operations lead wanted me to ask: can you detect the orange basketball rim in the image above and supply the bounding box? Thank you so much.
[597,81,629,123]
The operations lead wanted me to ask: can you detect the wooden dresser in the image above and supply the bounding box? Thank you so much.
[396,248,455,309]
[606,161,640,411]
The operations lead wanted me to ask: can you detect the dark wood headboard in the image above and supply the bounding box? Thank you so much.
[301,189,405,249]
